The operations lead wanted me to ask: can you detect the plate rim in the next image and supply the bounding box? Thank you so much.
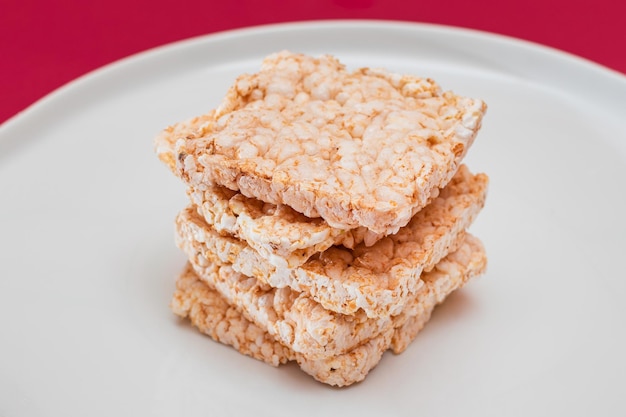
[2,19,625,134]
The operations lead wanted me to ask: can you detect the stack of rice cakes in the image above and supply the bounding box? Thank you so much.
[155,52,489,387]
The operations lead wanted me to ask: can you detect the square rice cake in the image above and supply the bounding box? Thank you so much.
[188,164,484,270]
[155,51,487,235]
[175,165,488,318]
[171,234,486,386]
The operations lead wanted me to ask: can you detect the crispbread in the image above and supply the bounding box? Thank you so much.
[175,165,488,318]
[172,235,486,386]
[156,51,487,235]
[179,233,485,358]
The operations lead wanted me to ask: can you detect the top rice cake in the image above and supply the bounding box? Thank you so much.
[173,51,487,235]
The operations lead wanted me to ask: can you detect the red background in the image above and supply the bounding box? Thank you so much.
[2,0,625,124]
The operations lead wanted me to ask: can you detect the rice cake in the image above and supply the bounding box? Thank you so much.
[178,233,485,359]
[172,235,486,386]
[187,164,483,270]
[156,51,487,235]
[175,165,488,318]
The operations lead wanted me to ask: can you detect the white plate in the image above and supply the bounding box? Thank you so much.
[1,20,625,416]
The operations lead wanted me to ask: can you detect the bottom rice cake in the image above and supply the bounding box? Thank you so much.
[171,235,487,386]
